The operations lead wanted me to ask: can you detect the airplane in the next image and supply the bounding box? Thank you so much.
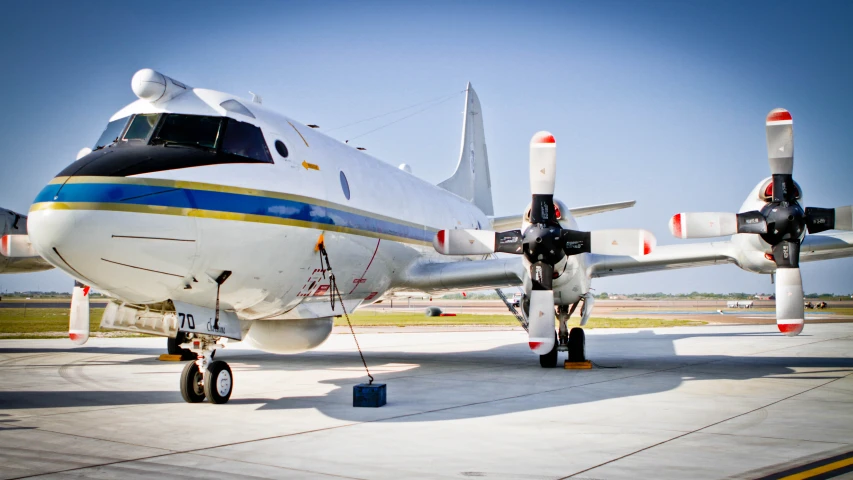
[667,108,853,336]
[1,69,851,405]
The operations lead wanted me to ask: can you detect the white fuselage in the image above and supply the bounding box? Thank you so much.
[25,87,593,324]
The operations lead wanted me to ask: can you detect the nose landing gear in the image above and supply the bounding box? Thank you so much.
[179,334,233,404]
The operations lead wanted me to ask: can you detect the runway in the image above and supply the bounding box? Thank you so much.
[1,324,852,479]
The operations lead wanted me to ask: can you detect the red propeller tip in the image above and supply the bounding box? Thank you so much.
[766,108,792,123]
[670,213,683,238]
[777,321,803,336]
[435,230,445,248]
[69,333,82,341]
[532,132,556,144]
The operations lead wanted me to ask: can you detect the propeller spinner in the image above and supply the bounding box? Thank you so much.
[669,109,853,336]
[434,132,655,354]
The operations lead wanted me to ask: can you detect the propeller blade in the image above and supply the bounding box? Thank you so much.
[69,281,90,345]
[771,239,800,268]
[766,108,793,176]
[669,212,738,238]
[736,211,768,234]
[775,267,804,336]
[529,131,557,224]
[495,230,524,254]
[433,229,497,255]
[805,206,853,234]
[527,289,556,354]
[562,229,655,256]
[530,261,554,290]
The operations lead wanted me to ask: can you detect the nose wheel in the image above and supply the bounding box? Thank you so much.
[178,335,233,404]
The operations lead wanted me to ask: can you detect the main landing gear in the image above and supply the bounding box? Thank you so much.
[179,334,233,404]
[539,303,586,368]
[538,328,585,368]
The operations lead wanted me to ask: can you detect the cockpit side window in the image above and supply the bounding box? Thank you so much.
[220,118,272,162]
[93,117,130,149]
[123,114,161,142]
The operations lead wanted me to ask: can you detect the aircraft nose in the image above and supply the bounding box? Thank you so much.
[28,180,201,302]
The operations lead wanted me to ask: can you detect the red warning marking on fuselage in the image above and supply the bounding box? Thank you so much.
[313,284,330,296]
[364,292,379,301]
[352,278,367,284]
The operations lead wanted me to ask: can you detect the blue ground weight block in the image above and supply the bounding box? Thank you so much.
[353,383,386,407]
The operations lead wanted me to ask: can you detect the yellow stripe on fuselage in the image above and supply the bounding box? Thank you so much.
[48,176,429,232]
[29,201,433,247]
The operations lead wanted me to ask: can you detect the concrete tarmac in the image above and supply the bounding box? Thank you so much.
[1,324,852,479]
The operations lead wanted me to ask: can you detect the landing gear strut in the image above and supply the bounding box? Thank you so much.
[168,331,195,360]
[179,334,233,404]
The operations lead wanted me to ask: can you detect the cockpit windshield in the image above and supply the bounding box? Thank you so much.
[90,113,273,163]
[153,114,220,149]
[73,113,274,177]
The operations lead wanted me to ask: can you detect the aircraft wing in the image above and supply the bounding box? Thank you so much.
[587,241,736,278]
[1,207,54,274]
[490,200,636,231]
[399,257,525,293]
[800,231,853,262]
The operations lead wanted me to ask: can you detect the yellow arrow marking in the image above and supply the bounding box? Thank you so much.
[302,160,320,171]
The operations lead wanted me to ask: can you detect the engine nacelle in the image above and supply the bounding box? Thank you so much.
[522,198,575,232]
[243,318,333,354]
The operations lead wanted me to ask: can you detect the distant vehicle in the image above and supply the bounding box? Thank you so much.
[727,301,754,309]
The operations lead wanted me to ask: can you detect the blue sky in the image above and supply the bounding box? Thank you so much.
[1,1,851,294]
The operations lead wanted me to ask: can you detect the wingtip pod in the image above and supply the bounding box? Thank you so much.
[766,108,792,125]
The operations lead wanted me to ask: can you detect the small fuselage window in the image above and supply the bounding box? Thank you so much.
[340,171,351,200]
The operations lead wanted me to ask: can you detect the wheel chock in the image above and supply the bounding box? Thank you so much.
[158,354,184,362]
[354,383,386,407]
[564,360,592,369]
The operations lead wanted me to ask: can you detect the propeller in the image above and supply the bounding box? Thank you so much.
[434,131,655,354]
[669,109,853,336]
[69,281,90,345]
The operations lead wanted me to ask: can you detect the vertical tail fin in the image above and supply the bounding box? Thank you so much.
[438,83,494,215]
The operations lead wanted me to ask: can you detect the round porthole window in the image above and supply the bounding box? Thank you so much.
[274,140,288,158]
[340,171,351,200]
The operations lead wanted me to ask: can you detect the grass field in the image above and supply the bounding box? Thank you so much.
[336,313,704,328]
[0,308,706,339]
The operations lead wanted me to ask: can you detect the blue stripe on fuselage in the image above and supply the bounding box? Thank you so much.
[34,182,432,243]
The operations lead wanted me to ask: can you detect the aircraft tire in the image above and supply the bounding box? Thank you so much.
[204,360,233,404]
[539,331,558,368]
[568,327,586,362]
[180,361,205,403]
